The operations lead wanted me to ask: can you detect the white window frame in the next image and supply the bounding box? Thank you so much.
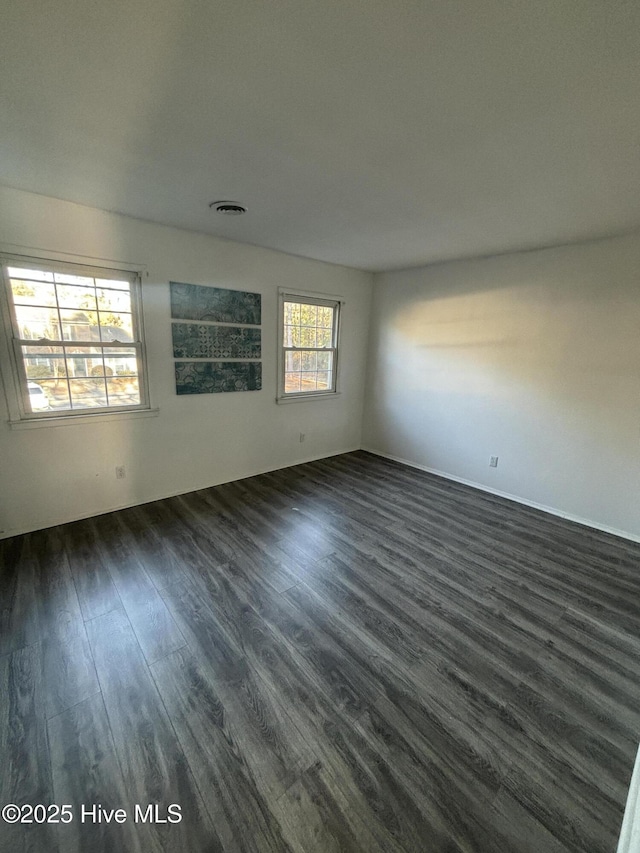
[277,289,342,402]
[0,253,152,425]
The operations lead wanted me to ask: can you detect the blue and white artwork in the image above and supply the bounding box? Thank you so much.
[175,361,262,394]
[170,282,261,325]
[172,323,261,359]
[170,281,262,395]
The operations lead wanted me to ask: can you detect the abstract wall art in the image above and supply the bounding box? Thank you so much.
[175,361,262,394]
[172,323,261,359]
[170,281,261,325]
[170,282,262,395]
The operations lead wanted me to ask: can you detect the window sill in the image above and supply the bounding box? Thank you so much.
[276,392,341,405]
[9,407,159,430]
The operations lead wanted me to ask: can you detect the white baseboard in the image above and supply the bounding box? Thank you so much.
[361,446,640,545]
[618,745,640,853]
[0,446,360,539]
[6,444,640,545]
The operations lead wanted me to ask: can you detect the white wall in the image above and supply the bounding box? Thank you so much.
[4,186,638,542]
[363,233,640,540]
[0,186,372,537]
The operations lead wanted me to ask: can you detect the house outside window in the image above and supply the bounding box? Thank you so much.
[0,255,150,421]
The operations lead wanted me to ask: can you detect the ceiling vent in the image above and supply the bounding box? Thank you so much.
[210,201,246,215]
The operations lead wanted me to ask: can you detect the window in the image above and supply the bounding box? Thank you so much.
[279,292,340,399]
[0,255,150,420]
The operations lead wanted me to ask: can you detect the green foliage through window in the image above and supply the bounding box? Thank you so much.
[281,297,339,395]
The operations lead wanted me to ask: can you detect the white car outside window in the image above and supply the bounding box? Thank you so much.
[27,381,50,411]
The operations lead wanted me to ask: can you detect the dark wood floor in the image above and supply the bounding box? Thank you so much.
[1,451,639,852]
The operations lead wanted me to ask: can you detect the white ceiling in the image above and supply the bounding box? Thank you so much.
[1,0,639,271]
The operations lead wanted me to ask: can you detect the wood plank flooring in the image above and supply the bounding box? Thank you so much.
[1,450,639,852]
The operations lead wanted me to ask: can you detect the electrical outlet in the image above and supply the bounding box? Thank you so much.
[115,465,126,479]
[299,433,305,443]
[489,456,499,468]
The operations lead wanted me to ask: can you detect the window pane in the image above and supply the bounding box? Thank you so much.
[22,346,66,380]
[316,371,332,390]
[69,378,108,409]
[59,309,100,341]
[317,351,331,371]
[107,351,139,375]
[301,351,317,371]
[300,304,317,326]
[99,312,134,342]
[297,326,317,348]
[36,378,71,410]
[65,349,137,377]
[11,280,57,306]
[317,306,333,328]
[284,322,302,346]
[288,325,301,347]
[285,351,301,371]
[15,305,60,340]
[317,327,331,347]
[56,284,97,310]
[284,302,301,325]
[284,373,301,392]
[300,373,318,392]
[7,267,54,283]
[106,377,140,406]
[65,353,106,377]
[96,288,131,313]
